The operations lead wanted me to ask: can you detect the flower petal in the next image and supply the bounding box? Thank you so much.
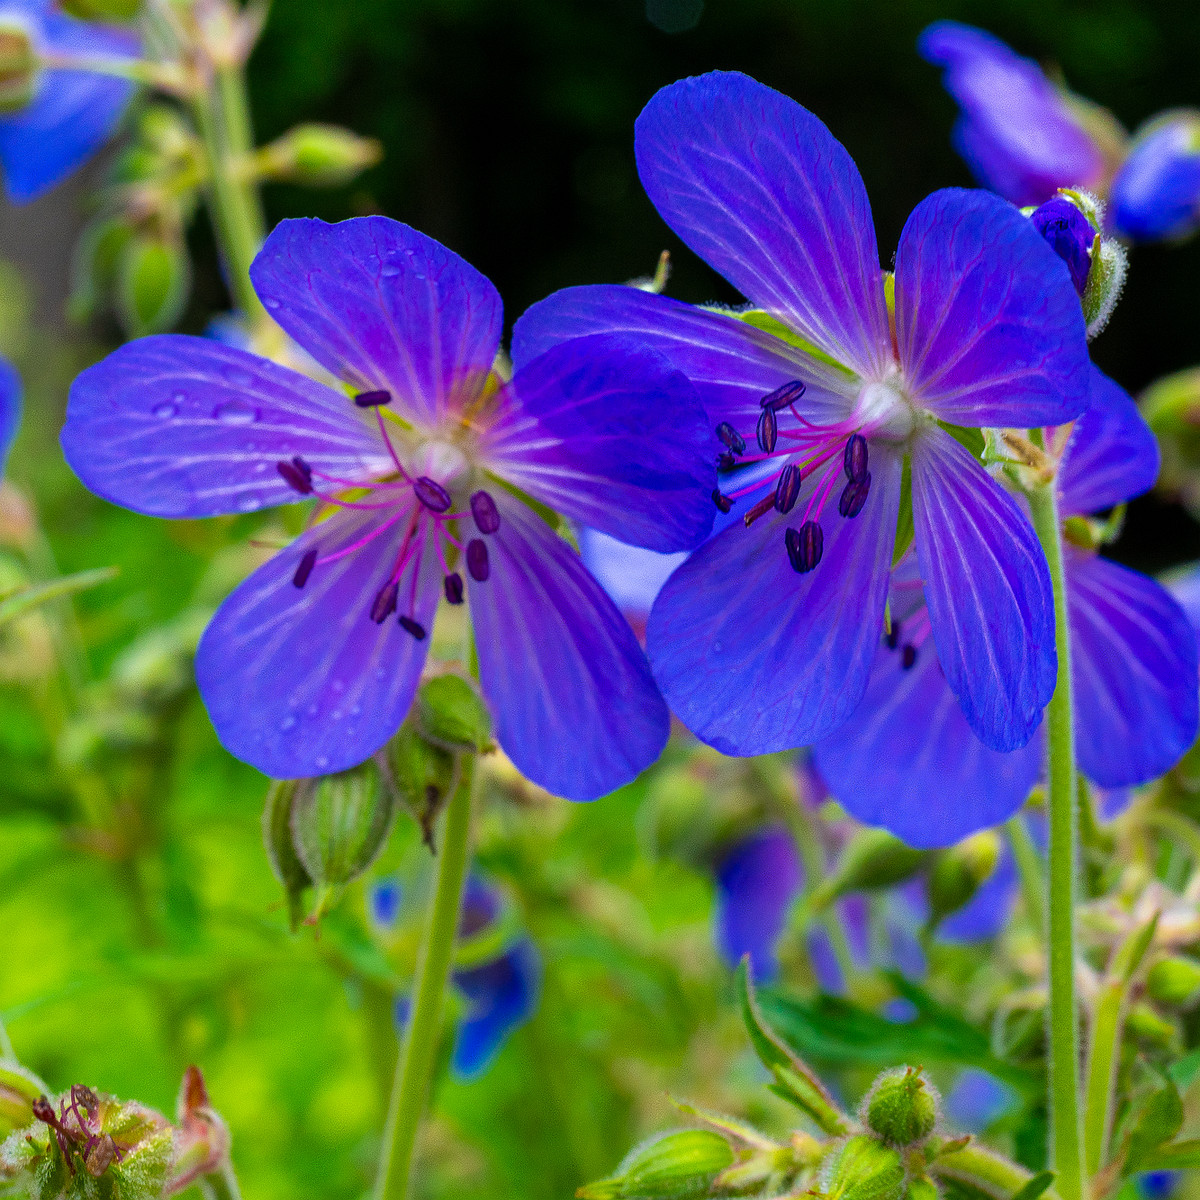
[0,356,21,473]
[62,335,387,517]
[578,528,686,627]
[917,22,1103,207]
[467,491,669,800]
[634,71,890,378]
[812,638,1041,848]
[895,188,1089,427]
[1059,365,1160,516]
[1069,550,1199,786]
[249,217,502,425]
[0,11,137,203]
[647,444,903,754]
[511,285,858,427]
[451,939,541,1079]
[195,504,441,778]
[714,826,803,983]
[912,426,1056,750]
[486,334,715,552]
[1110,114,1200,243]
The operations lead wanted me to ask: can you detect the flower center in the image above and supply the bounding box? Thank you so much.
[854,375,915,442]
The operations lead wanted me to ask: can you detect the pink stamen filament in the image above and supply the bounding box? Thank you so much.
[801,458,843,526]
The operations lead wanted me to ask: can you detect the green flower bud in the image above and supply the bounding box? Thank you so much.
[811,830,926,909]
[258,123,382,188]
[1146,956,1200,1008]
[1081,235,1127,339]
[928,831,1000,928]
[69,216,134,325]
[167,1066,231,1193]
[819,1135,907,1200]
[1125,1001,1179,1050]
[116,232,191,338]
[907,1177,940,1200]
[60,0,141,20]
[0,1062,48,1136]
[578,1130,735,1200]
[1143,366,1200,522]
[0,21,36,115]
[862,1068,939,1148]
[262,779,313,931]
[387,722,458,850]
[417,674,492,752]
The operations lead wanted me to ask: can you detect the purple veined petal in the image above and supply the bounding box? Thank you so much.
[895,189,1089,428]
[62,335,388,518]
[485,334,715,553]
[937,848,1020,942]
[647,444,903,755]
[1110,114,1200,243]
[912,426,1056,751]
[0,8,137,204]
[249,217,503,426]
[451,938,541,1079]
[578,528,687,626]
[466,490,669,801]
[713,826,804,983]
[1059,365,1160,516]
[1069,549,1199,787]
[195,503,442,778]
[812,638,1042,849]
[511,285,859,428]
[0,356,22,473]
[917,22,1103,207]
[634,71,891,379]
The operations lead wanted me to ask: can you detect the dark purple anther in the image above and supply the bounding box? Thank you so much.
[760,380,806,411]
[293,547,317,589]
[467,538,490,582]
[716,422,746,455]
[716,451,736,472]
[413,476,452,512]
[901,644,918,670]
[757,406,778,454]
[844,434,869,482]
[712,489,732,514]
[277,456,313,495]
[1030,196,1094,297]
[774,464,802,514]
[785,521,823,574]
[444,572,464,604]
[370,581,398,624]
[354,389,392,408]
[470,489,501,534]
[885,619,901,650]
[399,616,427,640]
[838,472,872,518]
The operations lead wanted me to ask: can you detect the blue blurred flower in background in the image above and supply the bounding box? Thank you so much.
[0,0,139,203]
[0,355,21,472]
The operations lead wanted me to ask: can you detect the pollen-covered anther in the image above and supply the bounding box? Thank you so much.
[413,476,452,512]
[353,389,392,408]
[467,538,490,582]
[277,455,313,494]
[293,547,317,588]
[716,421,746,454]
[712,489,732,514]
[774,464,802,514]
[756,406,778,453]
[470,489,501,534]
[444,572,464,604]
[901,644,918,669]
[839,472,872,518]
[844,434,869,482]
[370,581,399,623]
[785,521,823,573]
[760,379,806,411]
[399,616,426,640]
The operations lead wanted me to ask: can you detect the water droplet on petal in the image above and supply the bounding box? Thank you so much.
[264,297,282,309]
[151,401,177,419]
[315,755,330,770]
[306,703,319,717]
[280,715,297,732]
[214,399,259,424]
[381,264,400,277]
[236,494,260,512]
[222,365,254,387]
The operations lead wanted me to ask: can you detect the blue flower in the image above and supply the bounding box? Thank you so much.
[515,71,1090,759]
[0,355,20,473]
[0,0,138,203]
[62,216,716,797]
[1110,114,1200,243]
[944,1068,1016,1134]
[813,366,1199,847]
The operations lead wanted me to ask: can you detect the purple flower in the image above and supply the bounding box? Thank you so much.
[62,216,716,798]
[944,1069,1015,1133]
[917,21,1104,208]
[0,355,20,472]
[0,0,138,203]
[1030,196,1095,296]
[813,366,1200,847]
[1109,113,1200,243]
[515,71,1089,758]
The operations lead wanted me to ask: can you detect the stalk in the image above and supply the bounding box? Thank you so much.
[1006,813,1046,936]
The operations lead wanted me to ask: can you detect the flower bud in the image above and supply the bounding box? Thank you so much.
[1142,366,1200,521]
[862,1067,940,1148]
[257,123,382,188]
[387,722,457,850]
[416,674,492,752]
[927,831,1000,928]
[578,1130,735,1200]
[0,21,36,115]
[1110,111,1200,243]
[59,0,141,20]
[1146,956,1200,1008]
[262,779,312,930]
[810,830,926,910]
[818,1135,907,1200]
[166,1066,231,1194]
[907,1177,940,1200]
[0,1061,48,1136]
[117,232,191,337]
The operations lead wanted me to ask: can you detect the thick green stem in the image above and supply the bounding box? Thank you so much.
[373,758,476,1200]
[1027,476,1085,1200]
[193,62,266,324]
[1006,814,1046,936]
[930,1143,1061,1200]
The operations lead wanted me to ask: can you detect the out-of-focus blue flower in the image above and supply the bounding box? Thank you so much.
[813,366,1199,846]
[0,355,21,473]
[1110,114,1200,243]
[63,215,716,796]
[0,0,139,203]
[945,1068,1016,1133]
[1137,1171,1180,1200]
[917,21,1104,208]
[516,70,1090,762]
[376,874,541,1080]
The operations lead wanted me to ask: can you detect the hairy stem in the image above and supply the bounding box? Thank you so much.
[931,1143,1061,1200]
[373,757,476,1200]
[1005,812,1046,935]
[1027,472,1085,1200]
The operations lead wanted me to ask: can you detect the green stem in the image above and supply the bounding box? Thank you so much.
[930,1143,1061,1200]
[0,1013,14,1060]
[1027,474,1085,1200]
[1082,980,1124,1175]
[1005,813,1046,936]
[373,757,476,1200]
[201,1161,244,1200]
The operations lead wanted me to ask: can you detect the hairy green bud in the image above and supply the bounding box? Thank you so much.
[258,123,382,187]
[1146,956,1200,1008]
[417,674,492,752]
[116,233,191,338]
[578,1129,734,1200]
[0,1062,47,1136]
[811,830,926,909]
[819,1135,907,1200]
[862,1068,939,1147]
[928,832,1000,928]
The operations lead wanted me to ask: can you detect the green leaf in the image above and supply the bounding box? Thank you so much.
[1124,1081,1184,1172]
[1132,1139,1200,1170]
[0,567,118,627]
[1010,1170,1056,1200]
[1167,1048,1200,1093]
[577,1130,734,1200]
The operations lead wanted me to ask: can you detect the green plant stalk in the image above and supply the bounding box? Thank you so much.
[1027,472,1085,1200]
[201,1161,244,1200]
[1006,814,1046,935]
[374,757,476,1200]
[0,1013,14,1060]
[930,1143,1061,1200]
[1083,979,1125,1174]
